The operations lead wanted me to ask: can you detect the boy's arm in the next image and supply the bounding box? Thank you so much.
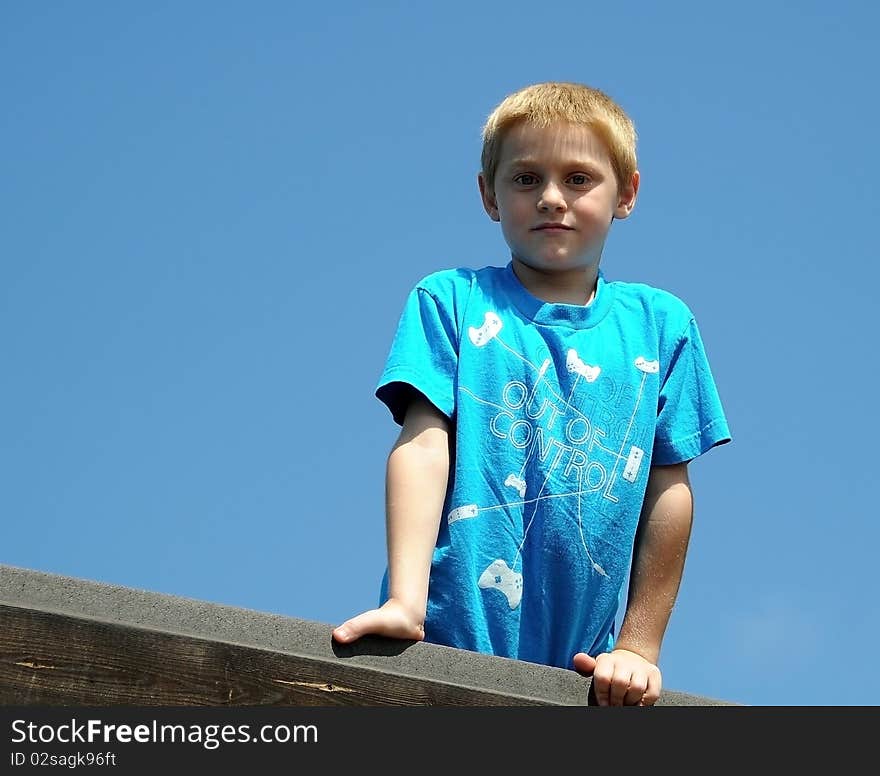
[617,461,694,664]
[573,461,694,705]
[332,393,450,644]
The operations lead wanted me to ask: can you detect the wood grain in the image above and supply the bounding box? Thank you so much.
[0,604,552,706]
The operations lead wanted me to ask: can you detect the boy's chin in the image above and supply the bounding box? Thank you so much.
[512,256,601,274]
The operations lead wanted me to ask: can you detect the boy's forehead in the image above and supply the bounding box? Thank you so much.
[498,121,612,167]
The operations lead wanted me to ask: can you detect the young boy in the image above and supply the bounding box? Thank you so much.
[333,82,731,706]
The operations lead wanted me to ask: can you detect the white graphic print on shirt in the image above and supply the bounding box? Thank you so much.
[452,310,658,610]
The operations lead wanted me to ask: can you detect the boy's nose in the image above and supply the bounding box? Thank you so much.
[537,182,566,211]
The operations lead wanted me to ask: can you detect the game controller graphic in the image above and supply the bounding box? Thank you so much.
[504,473,526,498]
[447,503,479,525]
[504,473,527,498]
[468,311,502,347]
[634,356,659,374]
[478,559,523,609]
[622,445,645,483]
[566,348,601,382]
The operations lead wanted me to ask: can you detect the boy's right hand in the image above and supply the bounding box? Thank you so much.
[331,598,426,645]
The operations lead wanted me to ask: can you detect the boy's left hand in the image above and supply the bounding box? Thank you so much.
[572,649,662,706]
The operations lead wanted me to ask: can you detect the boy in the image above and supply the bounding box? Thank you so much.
[333,82,731,706]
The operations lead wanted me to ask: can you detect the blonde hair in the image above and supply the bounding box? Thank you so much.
[480,82,637,192]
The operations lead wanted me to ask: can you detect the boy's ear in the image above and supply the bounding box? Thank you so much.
[478,173,500,222]
[614,170,640,220]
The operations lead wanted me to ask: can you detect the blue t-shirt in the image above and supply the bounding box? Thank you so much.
[376,262,731,669]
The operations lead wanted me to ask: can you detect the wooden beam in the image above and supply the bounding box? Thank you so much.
[0,564,737,706]
[0,604,551,706]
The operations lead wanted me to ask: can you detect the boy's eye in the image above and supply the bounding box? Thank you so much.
[568,174,590,185]
[514,173,538,186]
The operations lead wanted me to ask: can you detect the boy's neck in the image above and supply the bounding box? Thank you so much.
[511,260,600,306]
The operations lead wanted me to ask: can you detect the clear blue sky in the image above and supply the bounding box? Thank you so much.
[3,1,877,706]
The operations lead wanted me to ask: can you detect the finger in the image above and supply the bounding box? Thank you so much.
[333,607,426,644]
[623,673,649,706]
[607,666,633,707]
[590,659,614,707]
[572,652,597,676]
[639,670,662,707]
[331,609,382,643]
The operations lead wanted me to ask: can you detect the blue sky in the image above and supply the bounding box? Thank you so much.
[2,1,877,706]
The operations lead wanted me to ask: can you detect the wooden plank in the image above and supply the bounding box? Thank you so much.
[0,604,552,706]
[0,565,739,706]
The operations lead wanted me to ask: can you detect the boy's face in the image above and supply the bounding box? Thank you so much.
[479,121,638,280]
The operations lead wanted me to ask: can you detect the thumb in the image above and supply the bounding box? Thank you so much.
[332,610,381,644]
[572,651,597,676]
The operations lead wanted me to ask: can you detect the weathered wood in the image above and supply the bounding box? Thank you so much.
[0,604,546,706]
[0,564,739,706]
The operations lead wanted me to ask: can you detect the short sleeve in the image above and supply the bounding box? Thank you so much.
[652,317,731,464]
[375,285,460,425]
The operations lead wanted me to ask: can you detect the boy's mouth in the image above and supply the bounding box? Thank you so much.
[532,223,574,231]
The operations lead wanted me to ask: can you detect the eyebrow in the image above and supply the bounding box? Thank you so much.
[506,157,602,170]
